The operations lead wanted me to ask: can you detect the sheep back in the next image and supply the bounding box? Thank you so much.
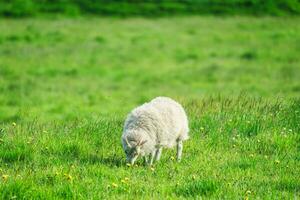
[123,97,189,149]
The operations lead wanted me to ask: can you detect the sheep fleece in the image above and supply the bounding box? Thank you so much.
[123,97,189,153]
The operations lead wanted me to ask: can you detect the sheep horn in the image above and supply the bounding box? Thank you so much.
[125,137,131,148]
[138,140,147,146]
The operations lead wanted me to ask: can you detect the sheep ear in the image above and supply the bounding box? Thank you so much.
[138,140,147,146]
[124,137,132,148]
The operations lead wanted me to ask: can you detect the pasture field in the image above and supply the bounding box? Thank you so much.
[0,16,299,199]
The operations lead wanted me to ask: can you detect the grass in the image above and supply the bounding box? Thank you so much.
[0,16,299,199]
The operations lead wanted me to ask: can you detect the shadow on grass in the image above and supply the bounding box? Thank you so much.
[79,153,126,167]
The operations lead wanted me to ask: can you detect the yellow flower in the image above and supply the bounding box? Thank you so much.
[192,175,196,180]
[67,175,73,181]
[170,156,175,160]
[275,160,280,164]
[126,163,131,167]
[124,177,129,181]
[64,173,73,181]
[249,154,254,158]
[12,122,16,126]
[121,180,126,184]
[112,183,118,188]
[2,174,9,181]
[246,190,251,195]
[150,167,155,172]
[200,127,204,131]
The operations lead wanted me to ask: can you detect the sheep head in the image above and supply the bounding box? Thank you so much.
[123,136,147,165]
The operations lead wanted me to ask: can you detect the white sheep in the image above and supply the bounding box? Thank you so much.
[121,97,189,165]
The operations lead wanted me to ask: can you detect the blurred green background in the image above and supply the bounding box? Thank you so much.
[1,16,300,122]
[1,0,300,17]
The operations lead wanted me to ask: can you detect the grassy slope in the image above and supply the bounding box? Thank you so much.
[0,17,299,199]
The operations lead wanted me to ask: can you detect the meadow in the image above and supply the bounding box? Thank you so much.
[0,16,299,199]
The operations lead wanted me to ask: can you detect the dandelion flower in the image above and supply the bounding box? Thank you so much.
[67,175,73,181]
[170,156,175,160]
[112,183,118,188]
[12,122,16,126]
[150,167,155,172]
[64,173,73,181]
[2,174,9,181]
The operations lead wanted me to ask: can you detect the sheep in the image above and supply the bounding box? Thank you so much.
[121,96,189,165]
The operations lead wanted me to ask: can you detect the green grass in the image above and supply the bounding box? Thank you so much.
[0,16,299,199]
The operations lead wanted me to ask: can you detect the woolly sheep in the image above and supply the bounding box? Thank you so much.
[121,97,189,165]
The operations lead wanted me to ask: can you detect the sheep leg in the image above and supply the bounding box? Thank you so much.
[144,156,148,165]
[149,150,156,165]
[154,147,162,161]
[177,140,183,162]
